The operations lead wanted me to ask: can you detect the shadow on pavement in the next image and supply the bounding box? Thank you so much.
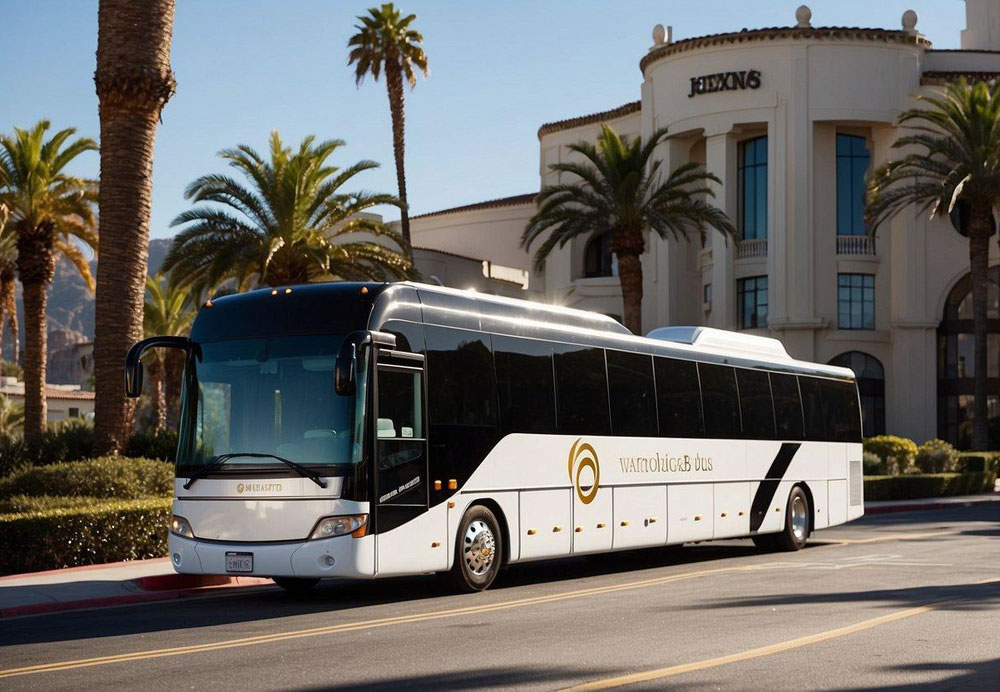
[301,665,621,691]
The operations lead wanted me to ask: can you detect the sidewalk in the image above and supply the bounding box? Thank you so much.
[0,558,273,619]
[1,492,997,619]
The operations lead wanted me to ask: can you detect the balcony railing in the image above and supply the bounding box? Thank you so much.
[735,238,768,260]
[836,235,876,256]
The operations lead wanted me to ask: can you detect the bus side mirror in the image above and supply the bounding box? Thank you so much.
[125,336,193,398]
[335,344,356,396]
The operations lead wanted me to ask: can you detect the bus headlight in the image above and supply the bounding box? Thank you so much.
[310,514,368,540]
[170,515,195,539]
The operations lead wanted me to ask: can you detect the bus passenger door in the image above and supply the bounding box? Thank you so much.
[373,355,447,575]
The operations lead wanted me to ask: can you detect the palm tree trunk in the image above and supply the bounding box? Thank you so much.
[968,211,991,450]
[92,0,176,455]
[617,252,644,335]
[7,279,19,367]
[20,279,48,448]
[385,63,410,247]
[148,357,166,432]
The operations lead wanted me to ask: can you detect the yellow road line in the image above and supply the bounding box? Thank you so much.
[563,577,1000,691]
[0,563,784,680]
[0,528,971,680]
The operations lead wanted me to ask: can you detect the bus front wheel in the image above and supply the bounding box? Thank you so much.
[449,505,503,592]
[752,485,810,552]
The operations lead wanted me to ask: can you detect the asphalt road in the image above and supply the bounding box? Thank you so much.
[1,503,998,691]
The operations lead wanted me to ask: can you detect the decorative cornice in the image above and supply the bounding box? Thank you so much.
[537,101,642,139]
[921,71,1000,86]
[640,26,931,75]
[411,193,537,221]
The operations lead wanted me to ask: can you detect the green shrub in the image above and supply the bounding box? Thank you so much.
[33,418,96,466]
[863,451,883,475]
[915,439,959,474]
[0,497,171,575]
[863,435,918,475]
[0,456,173,500]
[956,452,1000,474]
[0,494,110,514]
[0,435,27,478]
[863,471,997,502]
[124,428,178,462]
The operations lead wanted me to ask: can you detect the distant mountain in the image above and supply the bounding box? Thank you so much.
[4,237,175,384]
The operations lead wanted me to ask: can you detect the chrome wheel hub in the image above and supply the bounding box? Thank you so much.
[463,520,496,575]
[790,495,808,541]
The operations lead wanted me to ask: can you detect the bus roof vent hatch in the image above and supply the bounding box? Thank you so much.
[646,326,791,361]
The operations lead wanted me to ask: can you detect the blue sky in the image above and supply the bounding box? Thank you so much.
[1,1,964,239]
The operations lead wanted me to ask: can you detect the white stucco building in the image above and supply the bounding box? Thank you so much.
[410,2,1000,449]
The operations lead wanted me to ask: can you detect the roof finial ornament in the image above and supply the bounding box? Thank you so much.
[651,23,672,48]
[795,5,812,28]
[902,9,918,35]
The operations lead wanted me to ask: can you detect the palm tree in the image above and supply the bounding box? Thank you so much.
[867,80,1000,450]
[523,124,735,335]
[163,131,415,296]
[348,3,429,246]
[143,273,194,431]
[0,120,98,448]
[92,0,177,455]
[0,393,24,438]
[0,205,16,365]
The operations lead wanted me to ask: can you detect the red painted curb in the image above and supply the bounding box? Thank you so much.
[135,573,273,591]
[0,557,172,582]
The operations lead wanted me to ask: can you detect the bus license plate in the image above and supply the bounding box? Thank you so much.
[225,552,253,573]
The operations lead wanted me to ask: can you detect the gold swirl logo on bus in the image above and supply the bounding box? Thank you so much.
[568,438,600,504]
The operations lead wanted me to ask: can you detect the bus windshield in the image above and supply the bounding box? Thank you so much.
[176,334,366,477]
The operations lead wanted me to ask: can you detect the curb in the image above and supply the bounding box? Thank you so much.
[864,496,999,515]
[0,573,275,620]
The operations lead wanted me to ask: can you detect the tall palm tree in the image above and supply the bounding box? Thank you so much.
[0,205,16,365]
[92,0,177,455]
[143,273,194,431]
[867,80,1000,450]
[523,124,735,335]
[163,131,415,296]
[0,120,98,448]
[348,3,429,245]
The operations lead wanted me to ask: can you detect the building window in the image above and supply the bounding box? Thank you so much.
[69,407,80,418]
[838,273,875,330]
[738,136,768,240]
[829,351,885,437]
[703,283,712,305]
[737,276,768,329]
[938,267,1000,449]
[836,134,870,236]
[583,235,617,278]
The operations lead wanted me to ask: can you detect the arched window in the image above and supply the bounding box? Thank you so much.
[829,351,885,437]
[938,267,1000,449]
[583,235,617,278]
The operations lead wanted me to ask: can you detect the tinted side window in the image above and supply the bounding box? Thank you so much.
[821,379,862,442]
[607,350,657,437]
[494,336,556,435]
[736,368,775,439]
[381,319,425,354]
[554,345,610,435]
[798,376,826,441]
[770,373,804,440]
[654,357,703,437]
[699,363,741,438]
[425,326,496,427]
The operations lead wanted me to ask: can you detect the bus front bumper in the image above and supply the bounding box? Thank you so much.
[168,532,375,579]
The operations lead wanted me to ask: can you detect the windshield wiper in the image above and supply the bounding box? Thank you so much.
[182,453,329,490]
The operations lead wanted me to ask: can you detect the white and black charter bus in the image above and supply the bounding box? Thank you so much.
[127,282,864,592]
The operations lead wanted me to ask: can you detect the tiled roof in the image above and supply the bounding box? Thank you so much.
[537,101,642,138]
[922,71,1000,85]
[44,388,95,401]
[410,193,537,220]
[640,26,931,73]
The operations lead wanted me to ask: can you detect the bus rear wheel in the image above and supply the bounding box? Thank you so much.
[752,486,810,552]
[273,576,320,593]
[448,505,503,592]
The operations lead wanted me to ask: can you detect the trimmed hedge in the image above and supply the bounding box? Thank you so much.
[0,456,172,500]
[864,471,997,502]
[0,494,111,514]
[0,497,172,575]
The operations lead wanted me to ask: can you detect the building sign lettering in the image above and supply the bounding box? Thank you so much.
[688,69,761,98]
